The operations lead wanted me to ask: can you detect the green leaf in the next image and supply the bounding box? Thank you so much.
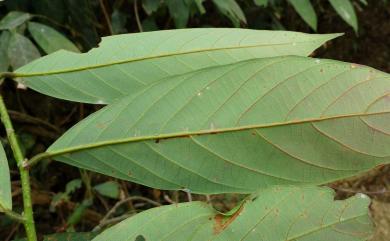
[142,0,161,15]
[50,179,82,211]
[0,142,12,211]
[65,179,82,194]
[46,56,389,194]
[166,0,190,28]
[359,0,368,6]
[288,0,317,31]
[93,181,120,199]
[212,0,246,27]
[0,31,11,72]
[141,17,158,32]
[66,0,99,48]
[8,32,41,69]
[27,22,79,54]
[253,0,268,7]
[0,11,31,30]
[67,199,93,227]
[329,0,358,32]
[13,29,341,104]
[111,9,127,34]
[92,186,373,241]
[194,0,206,14]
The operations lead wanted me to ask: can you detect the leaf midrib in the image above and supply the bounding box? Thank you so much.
[15,39,329,77]
[48,111,389,157]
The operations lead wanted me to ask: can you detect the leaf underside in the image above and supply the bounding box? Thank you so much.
[47,56,390,194]
[14,29,341,104]
[92,186,373,241]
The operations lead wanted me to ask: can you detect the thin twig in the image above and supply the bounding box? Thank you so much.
[185,190,193,202]
[5,223,21,241]
[333,186,390,195]
[134,0,143,32]
[163,194,176,204]
[93,196,161,231]
[99,0,113,35]
[8,110,61,133]
[23,152,51,169]
[93,212,135,231]
[0,72,15,79]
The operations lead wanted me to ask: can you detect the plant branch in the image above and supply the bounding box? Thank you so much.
[23,152,51,169]
[99,0,113,35]
[0,96,37,241]
[0,72,15,80]
[93,196,161,231]
[134,0,143,32]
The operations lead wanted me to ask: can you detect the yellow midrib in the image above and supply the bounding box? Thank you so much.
[14,39,328,77]
[47,111,389,157]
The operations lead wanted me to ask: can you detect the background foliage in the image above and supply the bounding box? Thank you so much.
[0,0,389,240]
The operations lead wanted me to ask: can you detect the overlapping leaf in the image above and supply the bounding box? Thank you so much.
[212,0,246,27]
[43,56,389,194]
[0,142,12,211]
[0,11,31,30]
[93,186,373,241]
[0,31,11,72]
[8,32,40,69]
[13,29,340,104]
[288,0,317,31]
[329,0,358,32]
[28,22,79,54]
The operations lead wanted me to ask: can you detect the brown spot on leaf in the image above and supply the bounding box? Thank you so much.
[213,205,244,234]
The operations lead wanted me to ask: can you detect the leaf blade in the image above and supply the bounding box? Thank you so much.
[0,31,11,72]
[329,0,358,32]
[93,181,120,199]
[0,11,31,30]
[212,0,246,27]
[14,29,342,104]
[92,186,373,241]
[288,0,317,31]
[8,32,41,69]
[28,22,79,54]
[46,56,390,194]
